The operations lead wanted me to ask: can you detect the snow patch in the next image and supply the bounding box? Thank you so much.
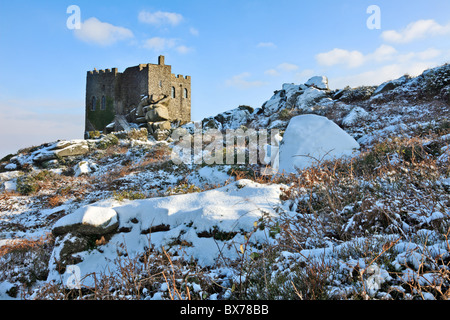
[279,115,360,173]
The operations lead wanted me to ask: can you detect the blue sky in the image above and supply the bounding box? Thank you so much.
[1,0,450,158]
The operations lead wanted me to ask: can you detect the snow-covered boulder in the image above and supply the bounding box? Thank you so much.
[306,76,329,90]
[282,83,308,98]
[372,75,410,96]
[279,115,360,173]
[31,140,90,162]
[4,163,17,170]
[187,166,233,187]
[262,90,286,116]
[73,161,98,177]
[296,87,330,112]
[53,140,89,158]
[342,107,370,126]
[203,106,253,130]
[52,206,119,236]
[3,180,17,192]
[47,180,283,286]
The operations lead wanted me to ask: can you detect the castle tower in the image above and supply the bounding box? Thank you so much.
[85,56,191,135]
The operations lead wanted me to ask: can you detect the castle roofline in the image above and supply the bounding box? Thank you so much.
[86,56,190,78]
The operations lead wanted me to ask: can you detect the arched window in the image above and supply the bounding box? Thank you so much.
[171,86,176,98]
[101,96,106,110]
[184,88,188,99]
[91,97,96,111]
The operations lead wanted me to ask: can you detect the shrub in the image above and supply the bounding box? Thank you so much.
[16,175,40,195]
[88,131,101,139]
[278,108,292,121]
[0,235,54,290]
[127,128,148,141]
[113,190,146,201]
[16,170,60,195]
[96,134,119,150]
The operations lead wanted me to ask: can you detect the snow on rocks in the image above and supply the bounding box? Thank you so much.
[26,140,90,163]
[278,114,360,173]
[0,170,22,192]
[372,75,411,96]
[48,179,283,286]
[186,165,234,187]
[200,105,254,131]
[52,205,119,236]
[73,160,98,177]
[342,106,370,126]
[4,163,17,170]
[305,76,329,90]
[296,87,330,112]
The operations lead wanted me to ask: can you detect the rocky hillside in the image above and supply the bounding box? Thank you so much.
[0,64,449,300]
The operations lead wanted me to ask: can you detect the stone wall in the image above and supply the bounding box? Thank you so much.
[85,68,119,132]
[85,56,191,133]
[169,74,191,124]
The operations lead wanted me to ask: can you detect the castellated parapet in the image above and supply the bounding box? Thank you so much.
[85,55,191,134]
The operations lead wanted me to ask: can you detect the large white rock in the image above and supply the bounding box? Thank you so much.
[53,206,119,236]
[279,115,360,173]
[296,87,328,112]
[306,76,329,90]
[73,161,94,177]
[47,180,284,286]
[342,107,370,126]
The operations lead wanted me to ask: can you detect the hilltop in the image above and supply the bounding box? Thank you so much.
[0,64,449,300]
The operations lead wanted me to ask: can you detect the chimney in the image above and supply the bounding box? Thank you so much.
[158,55,165,66]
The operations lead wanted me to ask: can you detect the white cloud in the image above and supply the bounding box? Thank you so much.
[176,45,194,54]
[74,17,134,46]
[225,72,267,89]
[398,48,442,62]
[370,44,398,62]
[381,19,450,44]
[265,63,299,76]
[277,63,299,72]
[316,45,398,68]
[330,61,437,89]
[264,69,279,76]
[142,37,193,54]
[138,10,183,27]
[316,48,366,68]
[143,37,177,51]
[257,42,276,48]
[189,27,199,36]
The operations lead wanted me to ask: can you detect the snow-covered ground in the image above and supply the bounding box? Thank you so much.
[1,65,449,300]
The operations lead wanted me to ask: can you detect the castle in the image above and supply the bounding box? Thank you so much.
[85,55,191,137]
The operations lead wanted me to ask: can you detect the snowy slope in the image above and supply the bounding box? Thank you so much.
[0,64,449,300]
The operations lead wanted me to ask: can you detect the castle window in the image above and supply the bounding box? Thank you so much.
[184,88,188,99]
[91,97,96,111]
[171,86,176,98]
[101,96,106,110]
[159,80,163,88]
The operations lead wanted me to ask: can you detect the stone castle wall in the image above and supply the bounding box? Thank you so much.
[85,56,191,133]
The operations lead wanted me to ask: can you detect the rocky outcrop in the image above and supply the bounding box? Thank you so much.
[278,114,360,173]
[27,140,90,163]
[305,76,329,90]
[51,206,119,270]
[52,206,119,237]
